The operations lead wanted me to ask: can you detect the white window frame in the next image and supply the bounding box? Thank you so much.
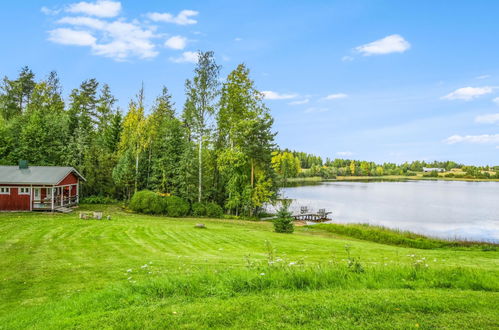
[19,187,31,195]
[33,188,41,200]
[0,187,10,195]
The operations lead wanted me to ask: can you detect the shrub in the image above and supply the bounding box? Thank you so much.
[423,171,439,178]
[129,190,166,215]
[165,196,190,217]
[81,196,118,204]
[192,202,207,216]
[273,203,294,233]
[205,202,223,218]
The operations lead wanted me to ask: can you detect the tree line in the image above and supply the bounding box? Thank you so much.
[274,151,499,180]
[0,52,279,216]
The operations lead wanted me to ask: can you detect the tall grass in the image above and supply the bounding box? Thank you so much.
[4,248,498,327]
[4,262,498,329]
[119,242,498,298]
[313,223,498,250]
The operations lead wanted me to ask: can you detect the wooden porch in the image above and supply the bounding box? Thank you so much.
[32,184,79,211]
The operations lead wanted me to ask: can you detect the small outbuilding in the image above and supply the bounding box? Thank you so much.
[0,162,86,211]
[422,167,445,173]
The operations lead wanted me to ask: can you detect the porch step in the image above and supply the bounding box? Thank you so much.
[55,207,73,213]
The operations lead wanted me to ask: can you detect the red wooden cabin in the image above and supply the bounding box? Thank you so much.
[0,163,86,211]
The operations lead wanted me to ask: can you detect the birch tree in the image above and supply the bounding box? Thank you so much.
[182,51,221,202]
[116,95,147,194]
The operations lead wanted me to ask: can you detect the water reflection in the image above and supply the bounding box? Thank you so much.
[280,181,499,242]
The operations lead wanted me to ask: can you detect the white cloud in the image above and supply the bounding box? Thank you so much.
[476,74,491,80]
[261,91,298,100]
[341,55,354,62]
[337,151,353,157]
[234,37,242,41]
[475,113,499,124]
[164,35,187,50]
[147,10,198,25]
[170,51,198,63]
[46,4,199,61]
[356,34,410,56]
[493,97,499,105]
[90,21,159,60]
[289,99,309,105]
[442,86,493,101]
[323,93,347,100]
[66,0,121,18]
[48,28,96,46]
[52,17,158,60]
[41,6,61,15]
[444,134,499,144]
[57,16,106,29]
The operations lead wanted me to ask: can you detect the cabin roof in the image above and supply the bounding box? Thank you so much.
[0,166,86,185]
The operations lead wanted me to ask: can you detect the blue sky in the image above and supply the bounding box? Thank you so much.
[1,1,499,165]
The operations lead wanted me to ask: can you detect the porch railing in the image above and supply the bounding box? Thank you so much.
[33,195,79,209]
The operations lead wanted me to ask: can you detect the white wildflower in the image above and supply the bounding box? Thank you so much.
[289,262,297,266]
[141,264,148,268]
[260,273,265,276]
[127,269,132,273]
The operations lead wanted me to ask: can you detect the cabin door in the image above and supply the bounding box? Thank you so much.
[33,188,40,201]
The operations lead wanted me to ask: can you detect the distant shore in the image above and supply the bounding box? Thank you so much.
[287,175,499,184]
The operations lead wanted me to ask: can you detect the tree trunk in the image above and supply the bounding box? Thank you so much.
[251,159,255,187]
[135,151,139,193]
[198,136,202,202]
[147,147,152,188]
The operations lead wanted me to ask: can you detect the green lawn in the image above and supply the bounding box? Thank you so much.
[1,205,498,329]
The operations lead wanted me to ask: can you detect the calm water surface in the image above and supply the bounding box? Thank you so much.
[280,180,499,242]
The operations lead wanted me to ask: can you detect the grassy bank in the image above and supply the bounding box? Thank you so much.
[336,175,499,182]
[1,204,498,328]
[312,223,498,250]
[287,176,323,183]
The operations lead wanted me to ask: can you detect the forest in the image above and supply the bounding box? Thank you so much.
[0,52,277,216]
[284,150,499,180]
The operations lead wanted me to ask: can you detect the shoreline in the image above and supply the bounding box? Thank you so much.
[287,175,499,184]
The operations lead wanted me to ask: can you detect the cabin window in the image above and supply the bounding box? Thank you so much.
[34,188,41,200]
[19,187,30,195]
[45,188,52,197]
[0,187,10,194]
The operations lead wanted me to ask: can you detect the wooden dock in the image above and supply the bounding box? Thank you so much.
[260,207,332,222]
[292,207,331,222]
[291,212,331,222]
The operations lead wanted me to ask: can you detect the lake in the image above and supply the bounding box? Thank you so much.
[280,180,499,242]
